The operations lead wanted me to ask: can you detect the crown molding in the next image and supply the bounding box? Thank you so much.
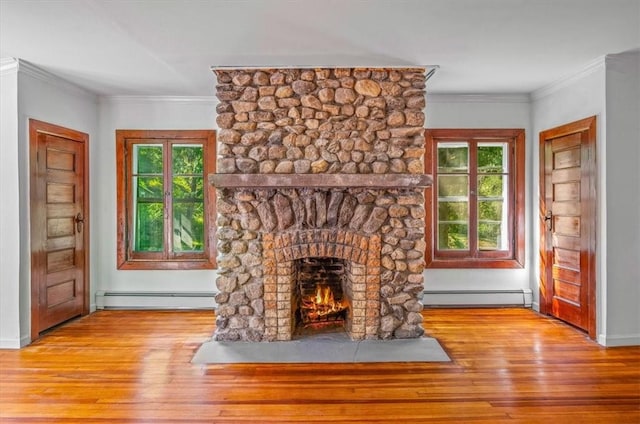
[15,59,98,102]
[0,57,19,75]
[101,95,217,104]
[605,49,640,66]
[427,93,530,104]
[531,56,606,101]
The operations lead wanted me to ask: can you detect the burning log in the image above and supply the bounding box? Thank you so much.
[300,284,347,324]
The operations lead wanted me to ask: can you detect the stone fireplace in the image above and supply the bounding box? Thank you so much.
[210,67,432,341]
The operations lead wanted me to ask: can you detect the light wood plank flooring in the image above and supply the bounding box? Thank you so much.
[1,308,638,423]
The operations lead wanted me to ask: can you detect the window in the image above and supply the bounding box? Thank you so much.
[116,130,216,270]
[425,129,524,268]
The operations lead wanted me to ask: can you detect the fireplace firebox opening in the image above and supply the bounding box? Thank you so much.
[294,258,349,335]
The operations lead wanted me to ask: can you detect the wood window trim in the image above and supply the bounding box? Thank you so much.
[425,128,525,269]
[116,130,216,270]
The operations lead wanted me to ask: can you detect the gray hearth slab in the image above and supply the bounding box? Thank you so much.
[192,333,450,364]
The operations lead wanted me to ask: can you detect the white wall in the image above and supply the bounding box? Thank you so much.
[423,94,533,305]
[95,97,218,304]
[603,51,640,346]
[0,60,98,347]
[0,60,22,348]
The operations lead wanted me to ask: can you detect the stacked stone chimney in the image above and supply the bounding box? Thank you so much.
[210,67,430,341]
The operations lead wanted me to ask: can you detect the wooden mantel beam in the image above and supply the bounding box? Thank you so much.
[209,173,432,189]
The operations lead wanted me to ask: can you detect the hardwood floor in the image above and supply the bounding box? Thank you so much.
[0,308,638,423]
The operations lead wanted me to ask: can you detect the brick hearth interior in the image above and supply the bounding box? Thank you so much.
[211,67,431,341]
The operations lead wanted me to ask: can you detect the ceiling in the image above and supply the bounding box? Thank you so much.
[1,0,638,96]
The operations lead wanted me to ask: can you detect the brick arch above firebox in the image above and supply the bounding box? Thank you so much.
[263,229,380,266]
[262,229,381,341]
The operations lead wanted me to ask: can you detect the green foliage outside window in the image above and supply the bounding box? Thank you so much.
[133,145,164,252]
[171,145,204,252]
[132,143,205,253]
[477,144,507,250]
[438,145,468,173]
[437,142,508,251]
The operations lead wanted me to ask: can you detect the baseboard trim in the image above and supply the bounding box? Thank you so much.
[422,289,533,307]
[95,289,533,310]
[0,339,20,349]
[597,333,640,347]
[0,334,30,349]
[96,291,216,310]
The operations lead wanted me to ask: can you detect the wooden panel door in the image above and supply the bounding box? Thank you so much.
[30,120,89,340]
[539,116,596,338]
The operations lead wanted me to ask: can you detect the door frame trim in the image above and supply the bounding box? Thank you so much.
[29,119,90,341]
[539,115,597,339]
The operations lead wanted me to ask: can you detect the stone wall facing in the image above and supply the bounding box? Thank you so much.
[215,68,426,175]
[212,68,428,341]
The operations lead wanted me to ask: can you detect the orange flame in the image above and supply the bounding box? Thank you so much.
[301,284,347,322]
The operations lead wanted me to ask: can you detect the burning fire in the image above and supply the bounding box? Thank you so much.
[301,284,347,323]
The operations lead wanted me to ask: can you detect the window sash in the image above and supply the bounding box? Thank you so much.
[127,140,207,260]
[435,140,512,258]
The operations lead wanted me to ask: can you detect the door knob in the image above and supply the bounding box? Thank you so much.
[75,212,84,233]
[544,210,552,231]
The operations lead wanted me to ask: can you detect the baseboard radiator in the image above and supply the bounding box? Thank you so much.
[96,289,532,310]
[422,289,533,308]
[95,291,216,310]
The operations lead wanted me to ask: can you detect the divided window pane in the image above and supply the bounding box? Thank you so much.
[171,144,205,253]
[477,142,508,251]
[437,143,468,173]
[132,144,164,252]
[435,141,511,254]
